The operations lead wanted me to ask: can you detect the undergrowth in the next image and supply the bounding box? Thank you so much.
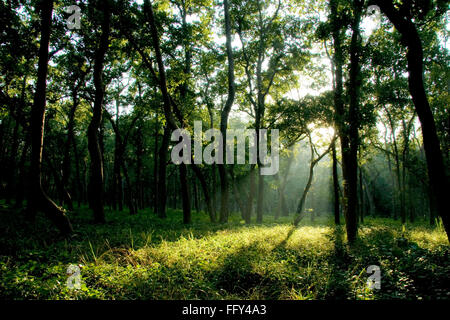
[0,202,449,300]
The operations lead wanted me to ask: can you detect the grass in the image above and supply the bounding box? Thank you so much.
[0,202,449,300]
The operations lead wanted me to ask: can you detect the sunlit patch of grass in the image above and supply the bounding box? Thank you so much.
[0,205,448,300]
[408,227,448,250]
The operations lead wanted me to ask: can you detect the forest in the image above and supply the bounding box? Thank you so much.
[0,0,449,301]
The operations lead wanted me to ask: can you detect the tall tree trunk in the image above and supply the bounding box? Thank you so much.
[6,77,26,204]
[176,4,192,222]
[386,112,405,223]
[61,90,79,211]
[275,173,282,220]
[205,105,217,220]
[193,176,199,213]
[330,0,357,241]
[180,162,191,224]
[218,0,236,223]
[211,164,217,215]
[44,152,73,211]
[294,157,314,226]
[15,131,30,208]
[27,0,72,235]
[153,114,159,214]
[293,136,333,226]
[255,97,264,223]
[342,0,363,242]
[359,165,364,223]
[428,185,437,225]
[230,168,246,220]
[256,167,264,223]
[191,164,216,222]
[360,168,375,216]
[71,136,82,207]
[278,153,294,218]
[383,124,397,219]
[122,161,136,215]
[87,0,110,223]
[145,0,179,219]
[136,126,144,210]
[245,165,256,224]
[0,115,13,200]
[157,126,170,218]
[114,118,124,211]
[332,139,340,225]
[112,139,122,211]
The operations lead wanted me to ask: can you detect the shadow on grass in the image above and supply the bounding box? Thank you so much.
[350,226,450,299]
[322,226,353,299]
[214,243,276,298]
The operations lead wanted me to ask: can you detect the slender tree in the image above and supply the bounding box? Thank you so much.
[218,0,236,223]
[87,0,111,223]
[27,0,72,234]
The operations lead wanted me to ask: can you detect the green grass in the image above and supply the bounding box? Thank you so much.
[0,203,449,300]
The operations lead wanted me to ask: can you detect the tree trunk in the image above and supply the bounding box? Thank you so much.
[294,137,333,226]
[122,161,136,215]
[6,77,26,204]
[294,159,314,226]
[277,153,294,218]
[145,0,180,219]
[136,126,144,210]
[193,176,199,213]
[230,169,246,220]
[245,165,256,224]
[191,164,216,222]
[386,112,405,223]
[180,163,191,224]
[71,135,83,207]
[27,0,72,235]
[256,167,264,223]
[61,90,79,211]
[44,152,73,212]
[383,124,397,219]
[332,139,340,225]
[15,131,30,208]
[113,136,123,211]
[342,0,363,242]
[157,126,170,218]
[87,0,110,224]
[218,0,236,223]
[360,169,375,216]
[330,0,359,242]
[153,114,159,214]
[359,165,364,223]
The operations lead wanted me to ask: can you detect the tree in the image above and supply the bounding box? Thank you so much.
[27,0,72,235]
[234,0,311,223]
[331,138,340,224]
[372,0,450,241]
[218,0,236,223]
[87,0,111,224]
[293,132,336,226]
[327,0,363,242]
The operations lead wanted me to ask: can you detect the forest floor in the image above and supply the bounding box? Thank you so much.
[0,201,449,300]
